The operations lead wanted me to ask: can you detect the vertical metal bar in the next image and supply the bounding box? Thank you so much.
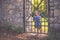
[46,0,48,34]
[44,19,45,33]
[37,0,38,8]
[23,0,25,32]
[36,2,38,34]
[45,0,47,34]
[48,0,50,34]
[34,0,35,33]
[31,0,32,33]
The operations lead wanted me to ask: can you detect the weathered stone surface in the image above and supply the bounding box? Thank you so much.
[1,0,24,30]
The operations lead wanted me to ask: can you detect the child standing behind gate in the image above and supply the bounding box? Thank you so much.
[33,11,41,34]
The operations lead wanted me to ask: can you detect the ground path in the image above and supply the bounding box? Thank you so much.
[0,29,48,40]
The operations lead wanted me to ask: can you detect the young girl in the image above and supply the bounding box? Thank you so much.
[33,11,41,34]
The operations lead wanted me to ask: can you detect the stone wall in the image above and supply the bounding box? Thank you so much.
[1,0,24,30]
[49,0,60,30]
[49,0,60,40]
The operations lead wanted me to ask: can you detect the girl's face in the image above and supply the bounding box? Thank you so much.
[35,11,40,16]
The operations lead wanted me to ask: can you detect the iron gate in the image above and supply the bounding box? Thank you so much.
[23,0,49,34]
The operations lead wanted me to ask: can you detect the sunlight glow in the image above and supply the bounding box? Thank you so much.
[32,0,48,33]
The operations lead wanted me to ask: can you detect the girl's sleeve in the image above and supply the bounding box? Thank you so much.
[40,16,41,21]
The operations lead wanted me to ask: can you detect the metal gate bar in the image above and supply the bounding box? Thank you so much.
[23,0,25,32]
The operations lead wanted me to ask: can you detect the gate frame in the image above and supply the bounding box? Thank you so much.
[23,0,49,34]
[23,0,26,32]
